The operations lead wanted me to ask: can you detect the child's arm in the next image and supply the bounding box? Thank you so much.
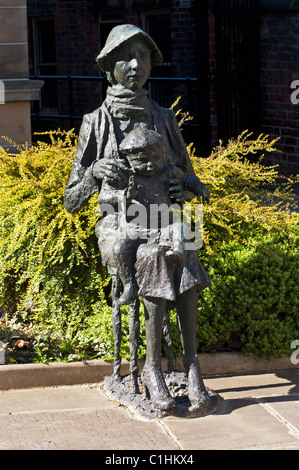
[183,173,210,204]
[166,165,210,204]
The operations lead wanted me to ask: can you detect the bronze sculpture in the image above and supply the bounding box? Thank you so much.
[64,24,220,417]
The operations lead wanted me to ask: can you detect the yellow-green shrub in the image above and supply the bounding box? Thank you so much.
[0,131,109,327]
[0,128,298,361]
[189,131,297,249]
[188,131,299,358]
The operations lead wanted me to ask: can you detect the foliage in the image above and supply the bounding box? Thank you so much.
[190,132,296,246]
[0,131,109,331]
[0,119,298,363]
[187,130,299,358]
[198,225,299,358]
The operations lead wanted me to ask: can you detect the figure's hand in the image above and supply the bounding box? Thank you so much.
[93,158,129,189]
[126,175,143,201]
[196,182,210,204]
[169,177,185,204]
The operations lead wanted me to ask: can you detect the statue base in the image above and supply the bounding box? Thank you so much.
[103,371,222,420]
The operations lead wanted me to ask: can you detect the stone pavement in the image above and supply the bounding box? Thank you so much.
[1,369,299,451]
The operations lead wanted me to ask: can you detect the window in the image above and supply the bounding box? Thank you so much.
[99,14,123,51]
[142,11,172,75]
[142,11,172,107]
[32,18,57,112]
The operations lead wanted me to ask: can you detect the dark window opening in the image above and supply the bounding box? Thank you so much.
[99,17,123,51]
[32,18,57,113]
[214,0,260,142]
[143,12,172,107]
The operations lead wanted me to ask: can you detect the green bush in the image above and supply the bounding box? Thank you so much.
[189,131,299,358]
[198,226,299,358]
[0,129,298,362]
[0,131,109,317]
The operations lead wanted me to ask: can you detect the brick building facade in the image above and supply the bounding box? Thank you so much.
[27,0,299,174]
[260,7,299,174]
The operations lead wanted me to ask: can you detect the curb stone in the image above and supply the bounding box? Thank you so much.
[0,352,298,391]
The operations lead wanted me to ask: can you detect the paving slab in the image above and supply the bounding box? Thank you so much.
[164,398,299,450]
[164,370,299,450]
[0,385,180,450]
[0,370,299,451]
[258,395,299,436]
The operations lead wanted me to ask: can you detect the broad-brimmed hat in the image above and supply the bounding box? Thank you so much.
[96,24,163,72]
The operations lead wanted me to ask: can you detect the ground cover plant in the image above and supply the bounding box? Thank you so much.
[0,108,298,364]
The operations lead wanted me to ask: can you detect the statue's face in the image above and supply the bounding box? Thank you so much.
[128,147,164,176]
[113,37,152,91]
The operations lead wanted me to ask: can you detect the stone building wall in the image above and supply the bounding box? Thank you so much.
[0,0,43,149]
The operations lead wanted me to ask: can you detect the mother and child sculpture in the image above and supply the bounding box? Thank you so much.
[64,24,220,416]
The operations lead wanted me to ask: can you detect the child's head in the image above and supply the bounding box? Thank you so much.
[119,125,165,176]
[96,25,162,90]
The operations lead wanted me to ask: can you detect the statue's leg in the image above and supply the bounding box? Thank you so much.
[111,276,122,378]
[141,297,175,411]
[112,239,139,306]
[129,297,140,393]
[175,286,209,407]
[162,310,175,371]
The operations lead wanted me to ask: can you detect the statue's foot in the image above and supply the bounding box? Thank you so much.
[189,389,210,408]
[118,283,138,305]
[188,390,221,416]
[141,366,175,412]
[188,372,209,407]
[187,362,221,414]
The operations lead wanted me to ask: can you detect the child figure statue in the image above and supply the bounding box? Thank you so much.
[64,24,220,415]
[104,124,209,306]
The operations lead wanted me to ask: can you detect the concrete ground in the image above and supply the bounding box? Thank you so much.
[1,368,299,451]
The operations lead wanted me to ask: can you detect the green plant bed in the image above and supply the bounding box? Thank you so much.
[0,128,298,364]
[198,226,299,358]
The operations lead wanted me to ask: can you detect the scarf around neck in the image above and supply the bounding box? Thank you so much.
[105,85,152,120]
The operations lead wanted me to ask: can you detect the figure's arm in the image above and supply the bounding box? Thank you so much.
[93,158,130,190]
[64,112,99,213]
[164,109,210,204]
[183,173,210,204]
[167,166,210,204]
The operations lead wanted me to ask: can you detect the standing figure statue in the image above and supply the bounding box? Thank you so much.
[64,24,219,415]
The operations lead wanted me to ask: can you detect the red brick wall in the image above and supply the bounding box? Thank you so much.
[170,1,197,78]
[55,0,100,119]
[260,10,299,175]
[38,1,200,128]
[27,1,299,173]
[168,1,198,120]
